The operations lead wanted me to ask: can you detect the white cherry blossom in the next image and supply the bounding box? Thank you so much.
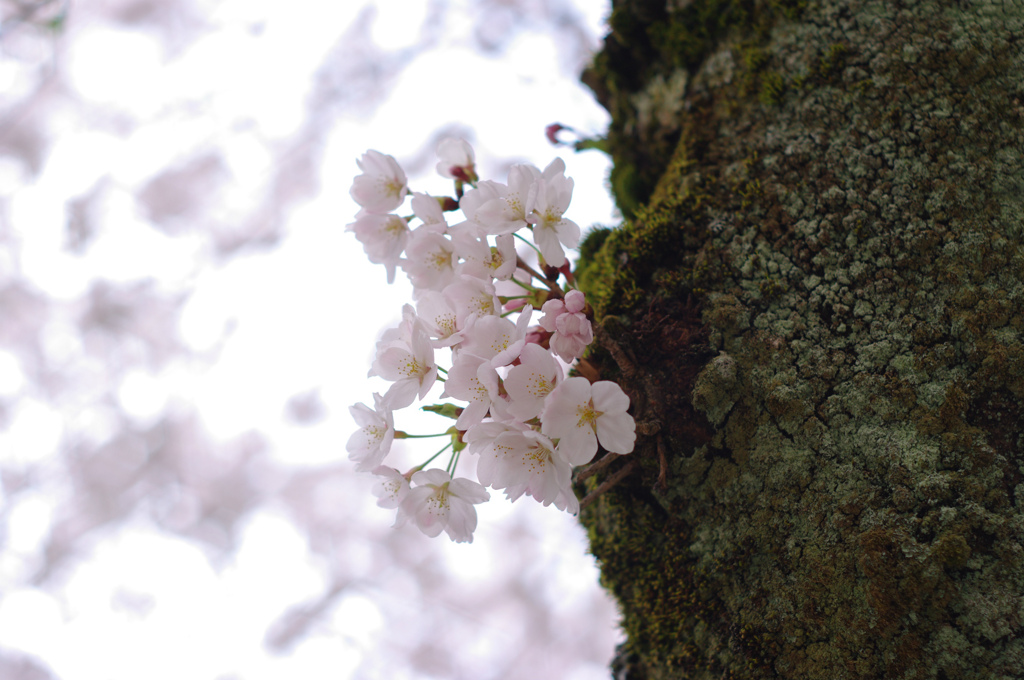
[527,171,580,268]
[453,231,517,282]
[475,428,576,513]
[350,150,408,213]
[464,420,523,456]
[540,377,635,465]
[401,469,490,542]
[402,230,457,293]
[370,306,438,408]
[442,353,501,429]
[371,465,411,510]
[458,306,533,368]
[415,291,463,348]
[346,211,409,284]
[410,192,448,231]
[504,342,561,420]
[474,163,540,235]
[443,275,500,328]
[456,180,507,236]
[346,393,395,472]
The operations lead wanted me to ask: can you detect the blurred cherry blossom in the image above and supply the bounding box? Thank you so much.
[0,0,619,678]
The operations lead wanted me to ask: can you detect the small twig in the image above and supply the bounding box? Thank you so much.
[594,322,675,493]
[575,451,621,483]
[574,357,601,383]
[516,256,561,295]
[594,322,640,381]
[580,459,639,510]
[656,437,669,490]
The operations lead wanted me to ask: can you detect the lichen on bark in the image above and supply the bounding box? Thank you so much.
[575,1,1024,678]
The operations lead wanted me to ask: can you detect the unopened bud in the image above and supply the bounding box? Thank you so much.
[422,403,462,420]
[546,123,568,146]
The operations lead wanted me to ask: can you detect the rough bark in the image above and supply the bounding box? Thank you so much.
[573,1,1024,678]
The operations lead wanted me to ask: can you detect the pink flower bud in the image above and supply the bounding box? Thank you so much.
[503,298,527,313]
[539,292,592,362]
[545,123,566,146]
[436,138,478,183]
[524,326,551,348]
[563,289,586,314]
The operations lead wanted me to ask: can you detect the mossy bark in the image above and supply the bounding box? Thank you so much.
[575,1,1024,678]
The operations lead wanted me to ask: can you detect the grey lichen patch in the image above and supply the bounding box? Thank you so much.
[629,68,689,138]
[691,351,739,426]
[701,46,737,89]
[579,0,1024,678]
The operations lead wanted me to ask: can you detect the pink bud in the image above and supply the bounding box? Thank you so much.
[524,326,551,347]
[451,166,474,183]
[503,298,527,312]
[564,289,586,314]
[545,123,566,146]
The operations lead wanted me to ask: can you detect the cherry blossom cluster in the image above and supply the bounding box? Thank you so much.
[345,138,635,543]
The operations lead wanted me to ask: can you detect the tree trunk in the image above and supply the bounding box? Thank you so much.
[574,1,1024,678]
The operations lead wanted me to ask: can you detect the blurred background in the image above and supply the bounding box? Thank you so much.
[0,0,621,679]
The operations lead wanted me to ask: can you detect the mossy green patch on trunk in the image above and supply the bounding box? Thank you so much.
[583,0,807,219]
[577,1,1024,678]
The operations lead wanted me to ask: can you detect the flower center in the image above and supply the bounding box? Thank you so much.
[428,485,451,512]
[437,315,456,338]
[491,333,511,353]
[529,374,552,399]
[488,246,505,271]
[385,216,407,235]
[383,479,402,500]
[364,424,384,442]
[474,295,495,316]
[470,378,488,402]
[576,400,599,431]
[430,250,451,271]
[401,357,423,378]
[523,442,551,474]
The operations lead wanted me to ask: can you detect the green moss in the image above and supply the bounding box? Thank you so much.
[584,0,810,217]
[580,0,1024,677]
[757,275,787,298]
[586,487,778,679]
[608,161,648,219]
[757,70,786,106]
[816,43,849,79]
[933,532,973,569]
[577,131,739,319]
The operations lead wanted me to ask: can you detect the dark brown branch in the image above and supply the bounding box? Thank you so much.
[576,451,622,483]
[579,459,639,510]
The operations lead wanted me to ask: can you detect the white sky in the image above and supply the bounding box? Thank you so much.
[0,1,621,678]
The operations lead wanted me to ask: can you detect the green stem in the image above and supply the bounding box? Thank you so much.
[517,255,561,295]
[396,431,452,439]
[416,442,452,471]
[509,276,535,293]
[446,448,462,477]
[514,231,543,258]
